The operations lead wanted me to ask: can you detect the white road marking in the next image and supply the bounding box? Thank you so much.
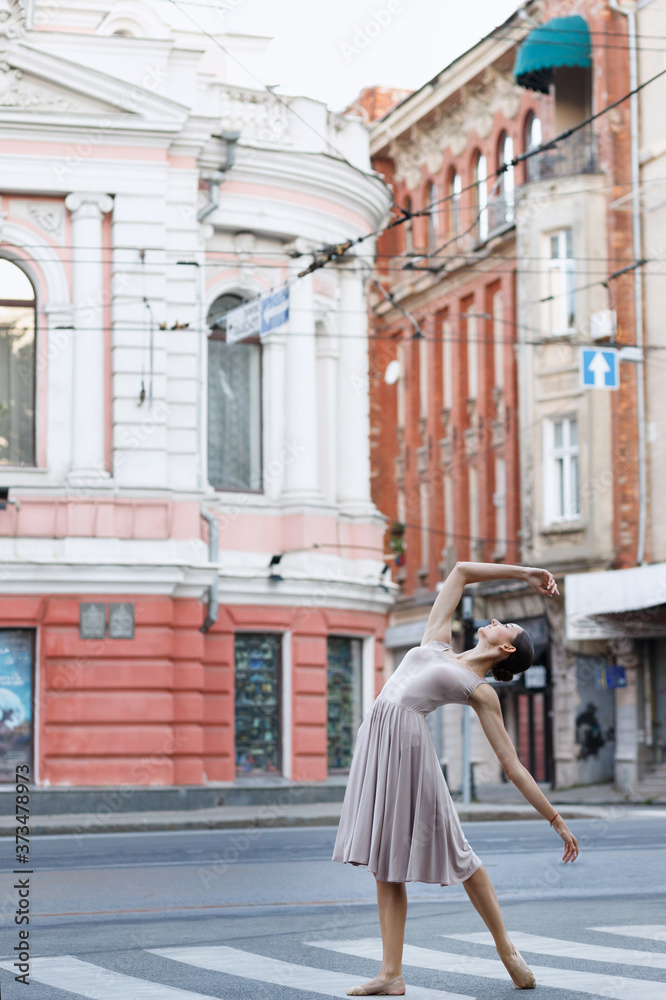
[0,955,215,999]
[309,937,666,1000]
[592,925,666,943]
[445,931,666,970]
[150,944,473,999]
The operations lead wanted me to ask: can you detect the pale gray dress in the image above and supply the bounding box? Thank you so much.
[332,640,488,886]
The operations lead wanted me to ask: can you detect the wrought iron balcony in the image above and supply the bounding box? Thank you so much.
[526,127,599,181]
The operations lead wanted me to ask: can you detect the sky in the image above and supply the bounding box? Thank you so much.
[222,0,524,112]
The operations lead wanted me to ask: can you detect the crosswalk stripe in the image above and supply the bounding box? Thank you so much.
[0,955,215,999]
[308,937,666,1000]
[445,931,666,970]
[149,945,472,1000]
[592,925,666,943]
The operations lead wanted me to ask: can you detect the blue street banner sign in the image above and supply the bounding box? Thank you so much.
[226,298,261,345]
[580,347,619,389]
[261,285,289,334]
[594,663,627,690]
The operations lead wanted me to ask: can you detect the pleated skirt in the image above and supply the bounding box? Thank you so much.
[331,697,483,886]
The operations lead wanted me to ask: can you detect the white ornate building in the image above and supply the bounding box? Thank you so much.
[0,0,394,787]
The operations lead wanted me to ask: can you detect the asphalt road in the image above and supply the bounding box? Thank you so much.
[1,811,665,999]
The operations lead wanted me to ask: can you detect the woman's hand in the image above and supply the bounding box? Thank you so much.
[524,567,559,597]
[552,815,579,862]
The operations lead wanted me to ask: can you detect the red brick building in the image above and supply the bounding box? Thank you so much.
[368,17,547,789]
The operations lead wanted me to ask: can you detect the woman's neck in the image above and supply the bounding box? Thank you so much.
[455,646,494,678]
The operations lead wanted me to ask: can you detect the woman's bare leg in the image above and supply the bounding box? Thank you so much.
[462,864,536,989]
[346,879,407,996]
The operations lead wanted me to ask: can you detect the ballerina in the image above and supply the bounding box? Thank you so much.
[332,561,579,995]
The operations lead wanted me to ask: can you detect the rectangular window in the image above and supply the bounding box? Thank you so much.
[492,290,504,390]
[469,465,479,557]
[235,633,281,776]
[545,229,575,335]
[207,340,262,491]
[544,416,580,522]
[494,456,507,557]
[418,335,428,419]
[442,316,453,410]
[420,480,430,575]
[327,636,363,771]
[467,311,478,400]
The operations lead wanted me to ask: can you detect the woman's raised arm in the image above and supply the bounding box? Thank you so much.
[420,561,558,646]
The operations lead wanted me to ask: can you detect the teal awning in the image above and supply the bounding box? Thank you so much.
[514,15,591,93]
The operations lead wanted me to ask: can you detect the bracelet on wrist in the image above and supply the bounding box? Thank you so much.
[549,812,559,826]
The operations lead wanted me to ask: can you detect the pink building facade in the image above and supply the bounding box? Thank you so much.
[0,0,393,786]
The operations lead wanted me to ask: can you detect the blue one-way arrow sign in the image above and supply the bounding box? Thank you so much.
[260,285,289,334]
[580,347,619,389]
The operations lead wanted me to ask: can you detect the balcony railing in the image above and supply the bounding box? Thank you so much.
[487,191,515,236]
[526,128,599,182]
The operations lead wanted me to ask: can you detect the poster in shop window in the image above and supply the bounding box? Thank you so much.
[0,629,34,781]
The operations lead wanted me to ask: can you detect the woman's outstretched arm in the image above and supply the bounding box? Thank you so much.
[471,684,578,863]
[421,561,558,645]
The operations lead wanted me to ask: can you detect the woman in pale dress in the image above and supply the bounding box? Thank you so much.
[335,561,579,996]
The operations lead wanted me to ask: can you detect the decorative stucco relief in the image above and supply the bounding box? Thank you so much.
[391,72,526,191]
[0,61,77,110]
[10,200,65,244]
[0,0,27,39]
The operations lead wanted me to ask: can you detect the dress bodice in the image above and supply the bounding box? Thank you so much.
[378,640,489,716]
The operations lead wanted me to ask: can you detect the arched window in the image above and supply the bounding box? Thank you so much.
[427,181,438,249]
[207,292,262,491]
[0,258,36,466]
[403,195,414,255]
[498,132,515,224]
[524,112,542,182]
[474,152,488,243]
[448,169,462,237]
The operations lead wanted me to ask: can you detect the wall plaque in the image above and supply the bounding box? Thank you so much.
[79,603,106,639]
[108,602,135,639]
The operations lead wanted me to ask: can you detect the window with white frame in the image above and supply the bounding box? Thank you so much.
[207,292,262,491]
[449,171,462,237]
[427,181,438,249]
[493,456,507,557]
[543,416,580,523]
[492,289,504,390]
[0,258,36,466]
[404,196,414,254]
[498,133,515,224]
[475,154,489,242]
[545,229,575,334]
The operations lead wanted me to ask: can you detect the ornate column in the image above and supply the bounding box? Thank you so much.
[336,260,375,516]
[281,255,321,504]
[65,192,113,483]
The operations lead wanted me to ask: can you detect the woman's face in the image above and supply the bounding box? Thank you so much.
[479,619,521,650]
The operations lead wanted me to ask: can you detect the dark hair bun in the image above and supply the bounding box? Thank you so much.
[492,628,535,682]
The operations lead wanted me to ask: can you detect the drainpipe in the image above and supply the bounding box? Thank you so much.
[609,0,647,565]
[199,507,219,633]
[197,131,241,223]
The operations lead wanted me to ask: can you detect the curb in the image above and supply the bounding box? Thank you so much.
[0,806,604,837]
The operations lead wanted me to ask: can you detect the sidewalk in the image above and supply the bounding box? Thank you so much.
[2,781,662,837]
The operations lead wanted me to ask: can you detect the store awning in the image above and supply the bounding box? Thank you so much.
[514,15,592,94]
[565,562,666,640]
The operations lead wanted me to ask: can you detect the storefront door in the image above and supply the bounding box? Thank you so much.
[234,633,281,776]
